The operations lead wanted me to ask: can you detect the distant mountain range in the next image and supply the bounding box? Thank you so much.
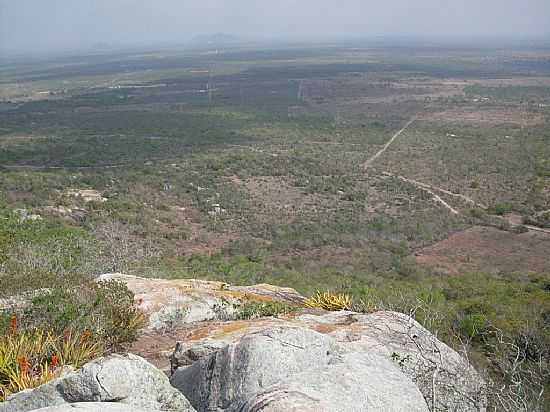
[188,33,243,47]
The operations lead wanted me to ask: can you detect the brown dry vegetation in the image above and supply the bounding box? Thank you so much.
[416,226,550,275]
[422,106,545,126]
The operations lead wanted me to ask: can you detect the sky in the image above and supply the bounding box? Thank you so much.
[1,0,550,55]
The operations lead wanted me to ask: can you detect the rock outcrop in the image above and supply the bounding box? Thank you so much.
[108,274,486,412]
[0,354,195,412]
[168,311,486,412]
[97,274,304,331]
[66,189,107,203]
[171,326,430,412]
[1,275,487,412]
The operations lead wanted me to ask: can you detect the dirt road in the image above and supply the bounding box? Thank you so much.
[362,116,417,169]
[362,120,550,235]
[382,172,460,215]
[381,172,487,210]
[382,172,550,234]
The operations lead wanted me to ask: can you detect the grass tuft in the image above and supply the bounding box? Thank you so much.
[304,291,353,311]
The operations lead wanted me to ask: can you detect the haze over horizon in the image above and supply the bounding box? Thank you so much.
[1,0,550,56]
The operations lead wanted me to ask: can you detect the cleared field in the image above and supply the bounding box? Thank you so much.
[416,226,550,274]
[422,106,545,126]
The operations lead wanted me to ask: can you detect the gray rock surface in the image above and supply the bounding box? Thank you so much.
[30,403,157,412]
[170,340,228,373]
[1,354,195,412]
[167,311,486,412]
[171,326,429,412]
[314,311,487,412]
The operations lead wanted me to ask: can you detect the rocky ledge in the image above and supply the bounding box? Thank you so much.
[2,275,487,412]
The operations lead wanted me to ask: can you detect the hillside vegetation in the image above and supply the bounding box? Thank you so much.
[1,44,549,409]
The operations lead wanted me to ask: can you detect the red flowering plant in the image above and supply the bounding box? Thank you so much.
[0,321,102,401]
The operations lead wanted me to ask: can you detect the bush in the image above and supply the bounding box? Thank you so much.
[0,210,103,296]
[211,297,297,321]
[0,280,145,400]
[235,301,296,320]
[23,280,145,350]
[469,208,485,219]
[458,313,488,340]
[511,224,529,234]
[488,203,514,216]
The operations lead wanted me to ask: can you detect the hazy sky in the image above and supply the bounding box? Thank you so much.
[1,0,550,54]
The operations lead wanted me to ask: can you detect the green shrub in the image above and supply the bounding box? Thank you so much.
[0,209,103,296]
[458,313,488,340]
[211,297,296,321]
[511,225,529,234]
[469,208,485,219]
[21,280,145,350]
[488,203,514,216]
[235,301,296,320]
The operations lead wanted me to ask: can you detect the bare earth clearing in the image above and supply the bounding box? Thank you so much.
[422,107,545,126]
[416,226,550,275]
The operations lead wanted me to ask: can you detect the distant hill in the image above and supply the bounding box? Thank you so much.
[91,42,113,51]
[188,33,243,47]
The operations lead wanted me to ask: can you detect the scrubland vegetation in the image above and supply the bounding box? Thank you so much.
[1,44,549,408]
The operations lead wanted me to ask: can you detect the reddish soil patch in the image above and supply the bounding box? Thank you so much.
[422,107,544,126]
[416,226,550,275]
[313,324,338,334]
[126,320,233,371]
[125,329,190,372]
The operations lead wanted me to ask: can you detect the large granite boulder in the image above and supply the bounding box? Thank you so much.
[88,275,485,411]
[171,326,430,412]
[169,312,486,412]
[319,311,488,412]
[1,353,195,412]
